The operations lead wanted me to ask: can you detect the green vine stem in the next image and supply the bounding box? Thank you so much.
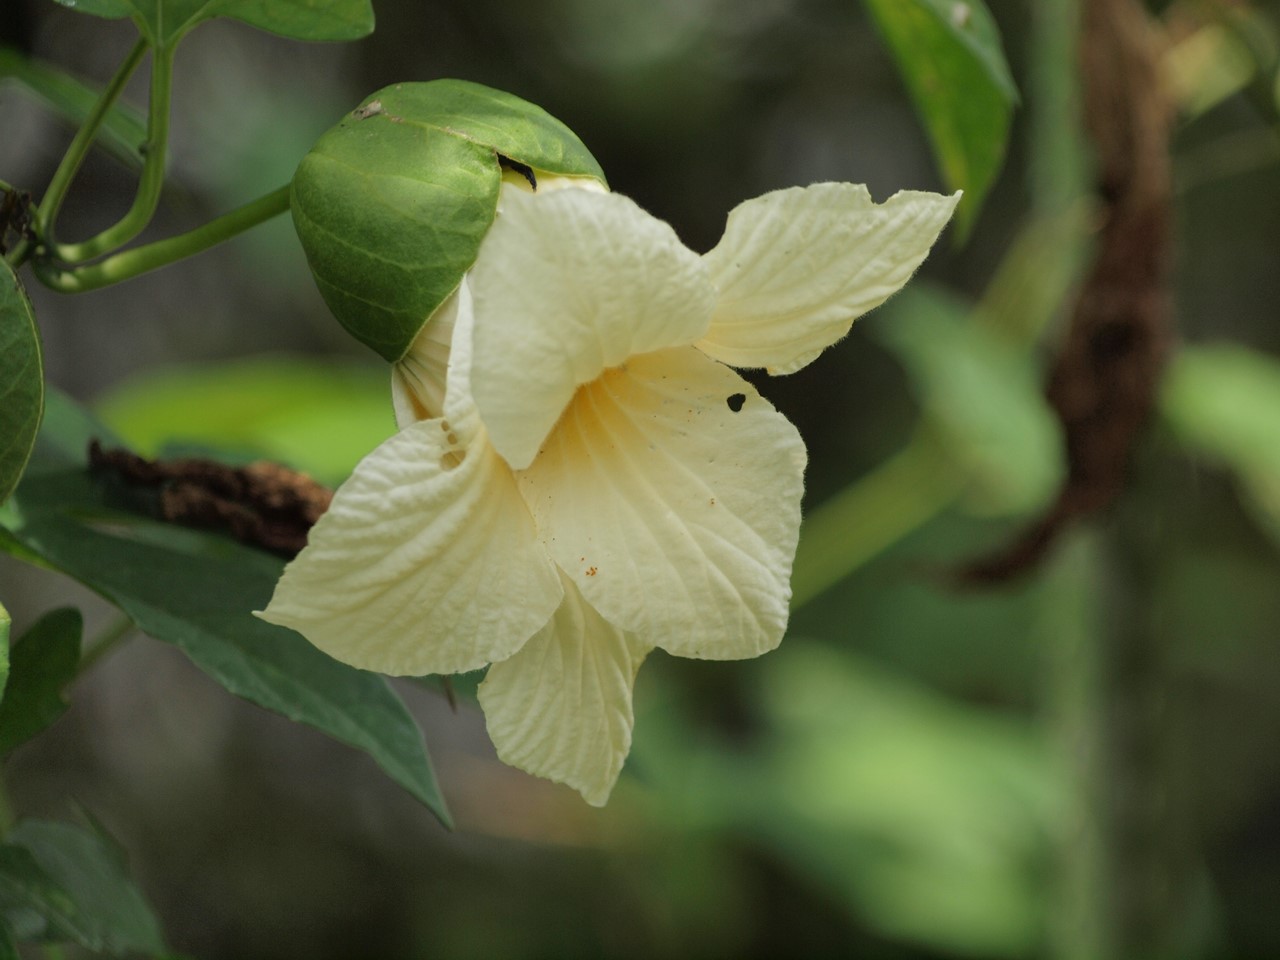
[33,37,149,250]
[789,433,962,609]
[33,184,291,293]
[48,41,175,264]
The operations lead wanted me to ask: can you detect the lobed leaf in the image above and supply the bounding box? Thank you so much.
[0,608,82,757]
[0,262,43,508]
[0,391,451,825]
[293,79,606,361]
[862,0,1016,236]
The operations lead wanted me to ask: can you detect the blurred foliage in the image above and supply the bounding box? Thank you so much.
[3,0,1280,958]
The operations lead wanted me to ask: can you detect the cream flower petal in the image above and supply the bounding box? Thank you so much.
[468,188,716,470]
[697,184,960,374]
[479,573,650,807]
[257,416,563,675]
[518,346,806,660]
[392,283,463,426]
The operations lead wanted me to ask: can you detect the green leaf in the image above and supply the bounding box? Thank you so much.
[1162,344,1280,538]
[61,0,375,46]
[862,0,1016,236]
[293,79,607,360]
[0,47,146,168]
[876,286,1064,515]
[0,608,82,756]
[2,819,165,954]
[0,844,80,944]
[0,918,16,960]
[1,398,450,825]
[0,261,43,508]
[95,357,394,485]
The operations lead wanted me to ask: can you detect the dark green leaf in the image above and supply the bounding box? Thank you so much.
[0,261,43,507]
[0,608,82,756]
[4,819,164,954]
[0,844,81,944]
[0,48,146,169]
[862,0,1016,236]
[0,402,450,824]
[0,918,16,960]
[64,0,375,46]
[294,79,607,360]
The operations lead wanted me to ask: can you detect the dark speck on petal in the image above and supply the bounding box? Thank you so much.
[726,393,746,412]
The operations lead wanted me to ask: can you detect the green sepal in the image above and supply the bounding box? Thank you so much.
[292,79,607,361]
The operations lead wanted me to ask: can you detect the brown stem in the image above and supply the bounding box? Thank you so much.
[959,0,1174,583]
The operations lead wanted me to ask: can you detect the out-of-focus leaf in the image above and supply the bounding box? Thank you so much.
[0,48,146,168]
[3,819,165,955]
[95,358,394,484]
[862,0,1016,236]
[1165,19,1261,119]
[756,648,1054,956]
[0,602,9,707]
[0,261,42,507]
[55,0,375,45]
[1162,344,1280,537]
[0,919,15,960]
[630,645,1056,958]
[876,286,1064,515]
[0,844,80,944]
[0,393,451,826]
[0,608,82,756]
[294,79,606,360]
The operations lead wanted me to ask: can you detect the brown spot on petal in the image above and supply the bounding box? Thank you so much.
[439,450,465,471]
[585,566,598,577]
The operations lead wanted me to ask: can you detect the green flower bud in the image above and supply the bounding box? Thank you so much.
[291,79,607,361]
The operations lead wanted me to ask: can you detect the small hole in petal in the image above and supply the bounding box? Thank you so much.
[726,393,747,412]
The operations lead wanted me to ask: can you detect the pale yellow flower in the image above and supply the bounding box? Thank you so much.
[259,180,958,805]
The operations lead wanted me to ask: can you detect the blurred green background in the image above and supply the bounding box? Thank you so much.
[4,0,1280,957]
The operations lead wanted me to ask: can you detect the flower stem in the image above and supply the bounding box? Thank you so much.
[789,433,962,609]
[47,41,174,264]
[32,184,292,293]
[33,37,149,248]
